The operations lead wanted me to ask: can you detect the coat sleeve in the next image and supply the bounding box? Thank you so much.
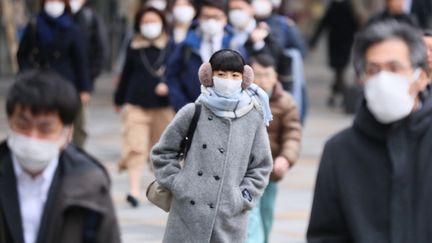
[88,13,107,81]
[306,141,351,243]
[279,94,302,166]
[70,26,92,92]
[96,178,121,243]
[150,103,195,190]
[17,22,35,70]
[166,43,190,112]
[239,123,273,210]
[113,46,132,106]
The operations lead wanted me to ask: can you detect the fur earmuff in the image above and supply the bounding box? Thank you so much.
[242,65,254,89]
[198,62,213,87]
[198,63,255,89]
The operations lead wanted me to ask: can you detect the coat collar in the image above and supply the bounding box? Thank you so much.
[354,85,432,141]
[183,25,234,53]
[130,33,168,50]
[269,82,285,102]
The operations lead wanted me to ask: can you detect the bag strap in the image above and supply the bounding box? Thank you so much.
[177,103,202,160]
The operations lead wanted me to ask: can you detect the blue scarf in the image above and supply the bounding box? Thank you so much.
[37,12,73,45]
[197,83,273,126]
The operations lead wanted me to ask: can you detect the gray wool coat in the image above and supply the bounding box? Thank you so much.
[151,102,273,243]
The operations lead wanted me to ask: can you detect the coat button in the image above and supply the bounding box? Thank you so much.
[198,171,203,176]
[202,144,207,149]
[214,176,220,181]
[190,200,195,205]
[208,203,214,209]
[218,148,225,154]
[208,115,213,120]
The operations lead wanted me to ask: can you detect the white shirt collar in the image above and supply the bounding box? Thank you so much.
[12,153,59,187]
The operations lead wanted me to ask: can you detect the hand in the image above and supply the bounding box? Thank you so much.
[271,156,290,181]
[80,92,91,105]
[250,22,269,43]
[155,82,169,97]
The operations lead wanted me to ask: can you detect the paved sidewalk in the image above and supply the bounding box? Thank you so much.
[0,41,355,242]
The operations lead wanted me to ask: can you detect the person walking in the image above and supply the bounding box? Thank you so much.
[0,70,120,243]
[307,21,432,243]
[309,0,360,107]
[114,7,174,207]
[151,49,273,242]
[166,0,234,111]
[68,0,108,148]
[246,54,302,243]
[16,0,92,148]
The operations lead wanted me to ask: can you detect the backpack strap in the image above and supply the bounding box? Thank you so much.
[177,104,202,160]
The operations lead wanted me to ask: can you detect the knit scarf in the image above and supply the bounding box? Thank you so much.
[197,83,273,126]
[37,12,73,45]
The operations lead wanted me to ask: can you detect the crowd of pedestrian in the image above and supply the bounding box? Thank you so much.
[1,0,432,242]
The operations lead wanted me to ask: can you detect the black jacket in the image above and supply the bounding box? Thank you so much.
[307,89,432,243]
[17,13,91,92]
[72,7,107,82]
[309,0,359,69]
[0,142,121,243]
[114,36,172,108]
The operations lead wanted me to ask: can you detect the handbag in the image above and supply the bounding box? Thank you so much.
[146,104,201,212]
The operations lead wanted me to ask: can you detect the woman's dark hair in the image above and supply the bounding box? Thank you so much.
[133,7,168,34]
[40,0,71,15]
[209,49,245,73]
[6,70,80,125]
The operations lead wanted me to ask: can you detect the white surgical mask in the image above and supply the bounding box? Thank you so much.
[271,0,282,8]
[200,19,224,37]
[252,0,272,18]
[44,2,65,18]
[173,6,195,24]
[69,0,83,14]
[147,1,167,11]
[140,23,163,39]
[213,76,243,97]
[7,130,67,174]
[365,69,421,124]
[229,10,251,29]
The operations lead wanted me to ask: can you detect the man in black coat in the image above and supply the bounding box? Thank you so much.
[69,0,108,148]
[307,21,432,243]
[0,70,120,243]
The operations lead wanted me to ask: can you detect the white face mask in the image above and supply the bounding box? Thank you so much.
[271,0,282,8]
[7,130,68,174]
[200,19,225,37]
[140,23,163,39]
[252,0,273,18]
[44,2,66,18]
[213,76,243,97]
[173,6,195,24]
[69,0,83,14]
[229,10,251,29]
[147,1,167,11]
[365,69,421,124]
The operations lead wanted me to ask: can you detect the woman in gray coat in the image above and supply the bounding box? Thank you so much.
[151,49,273,242]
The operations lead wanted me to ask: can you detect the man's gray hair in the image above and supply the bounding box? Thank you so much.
[352,20,428,75]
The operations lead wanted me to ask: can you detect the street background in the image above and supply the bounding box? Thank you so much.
[0,36,355,242]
